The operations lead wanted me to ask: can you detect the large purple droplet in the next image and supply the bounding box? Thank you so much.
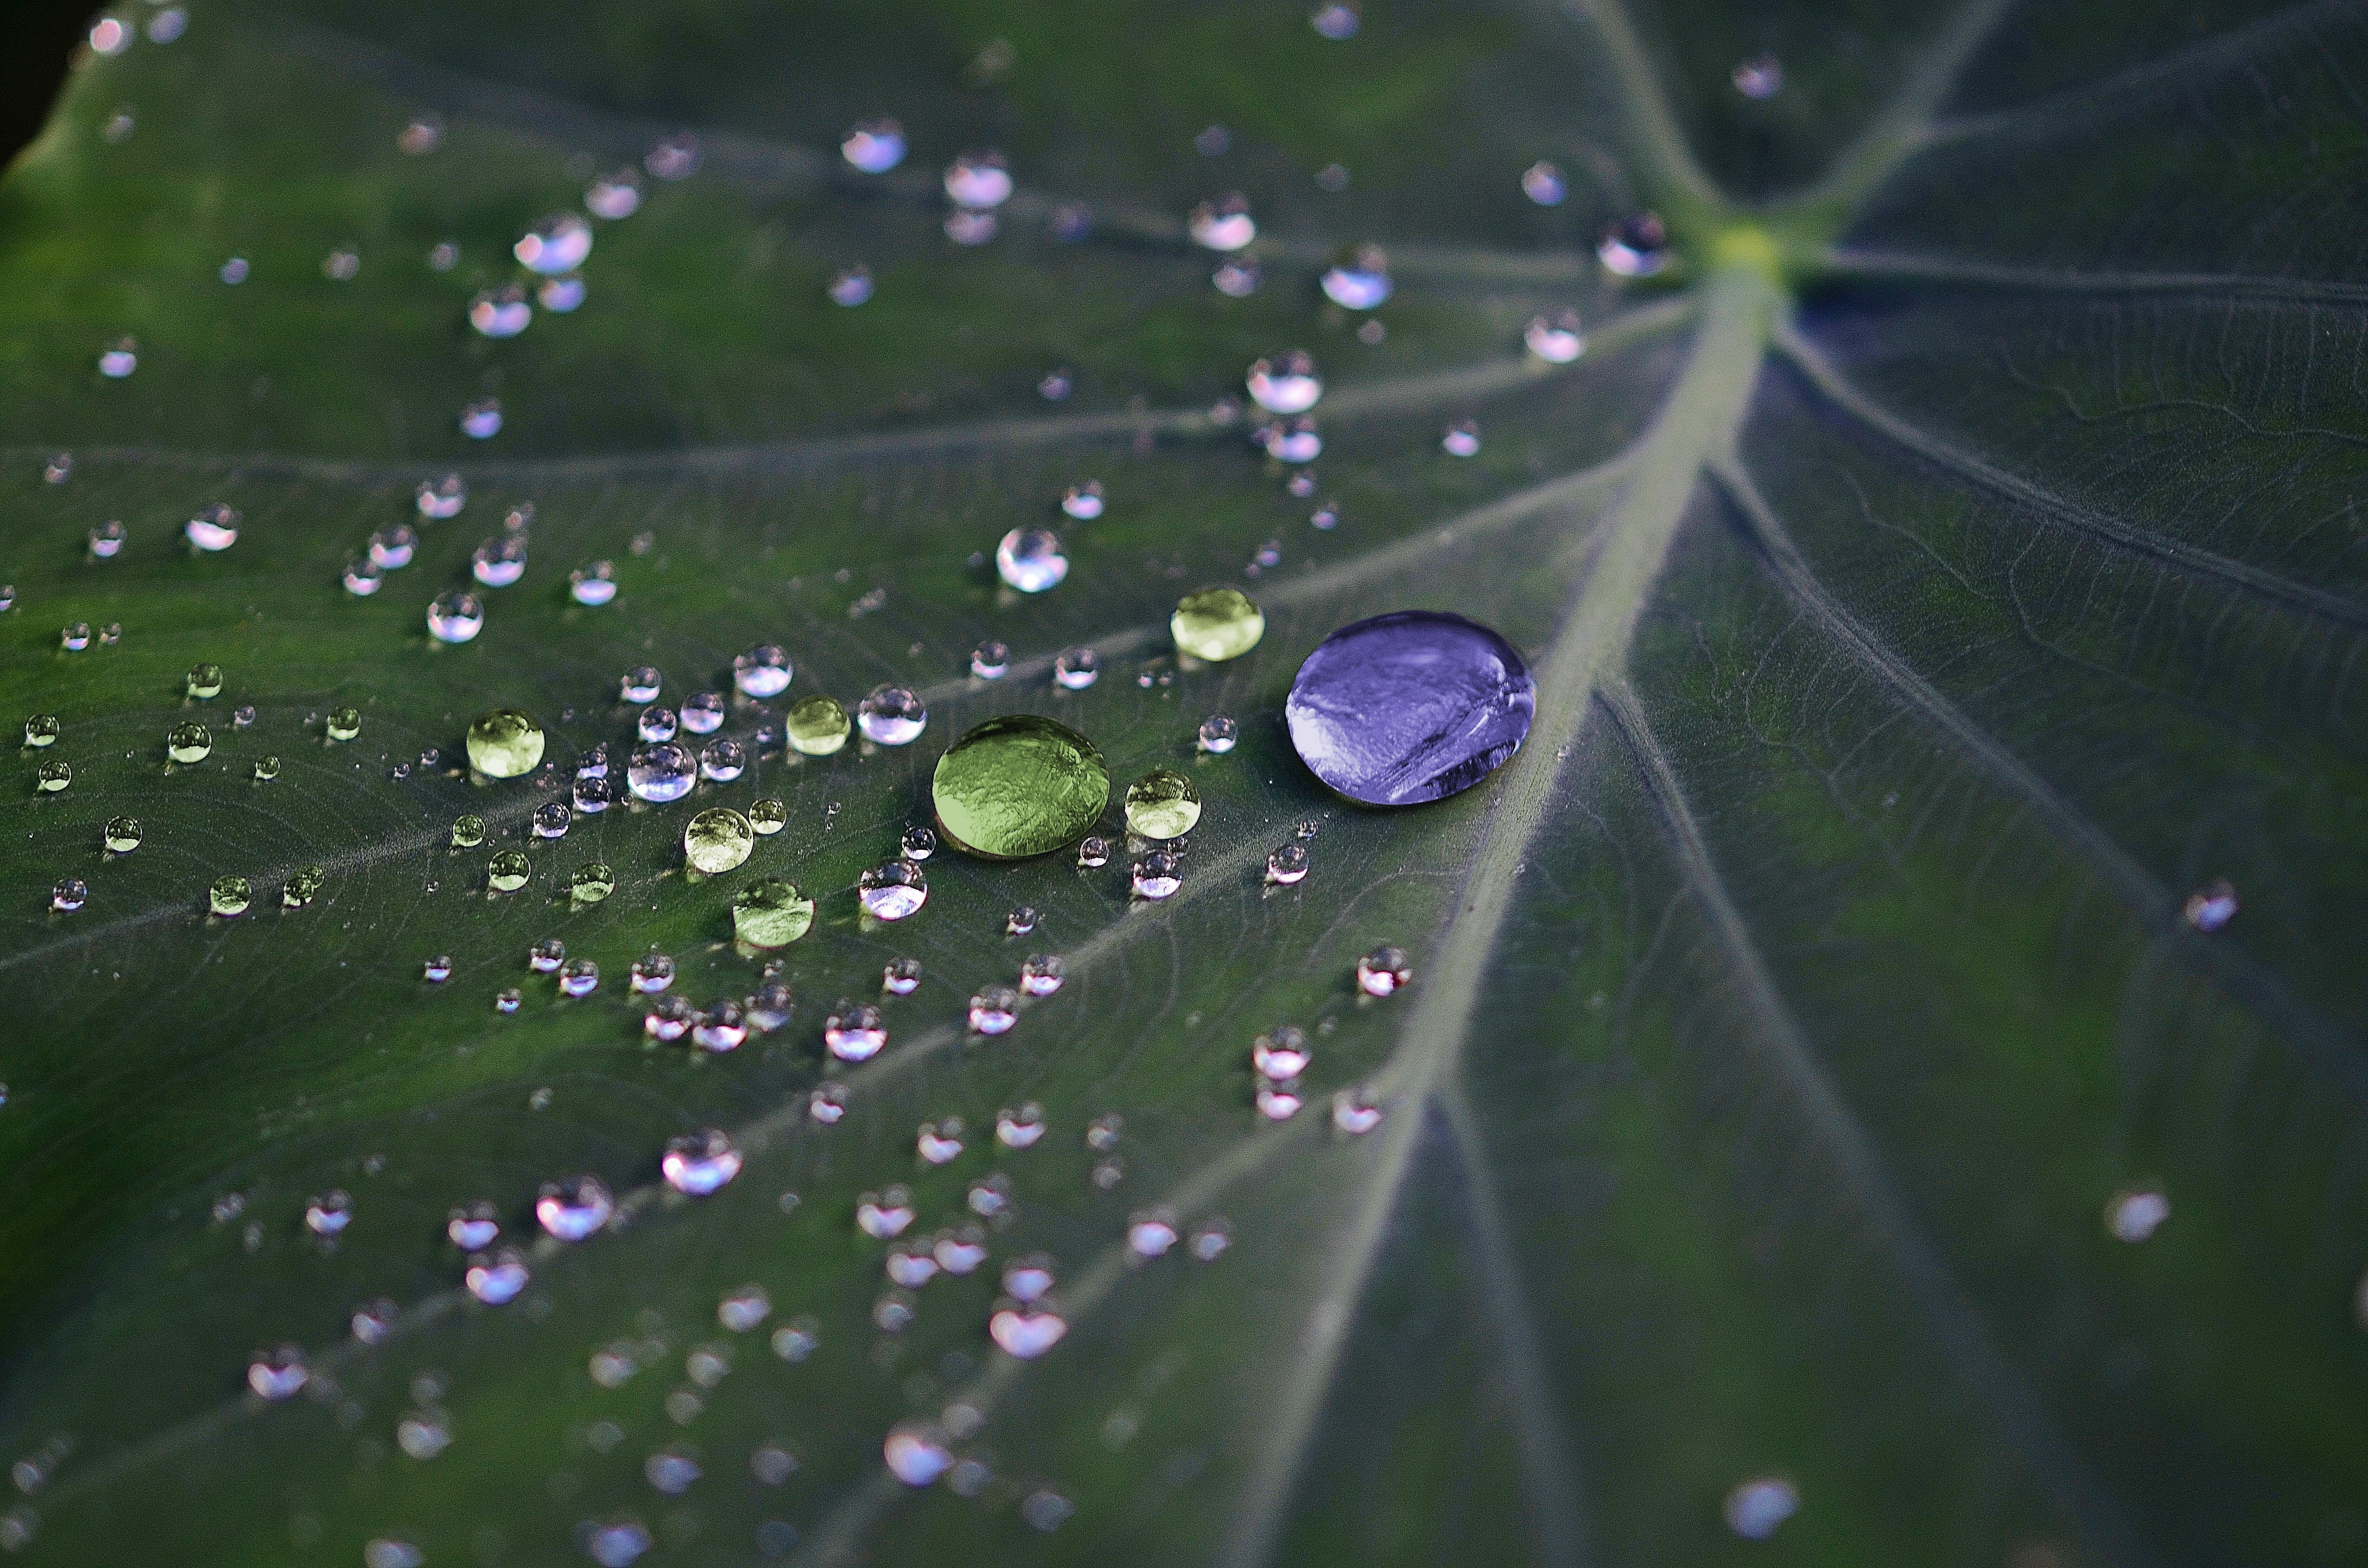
[1285,611,1535,805]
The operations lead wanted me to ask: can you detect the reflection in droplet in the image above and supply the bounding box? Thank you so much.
[536,1176,614,1241]
[1172,586,1264,661]
[825,1000,888,1061]
[699,736,746,781]
[971,640,1011,679]
[1525,309,1585,363]
[104,815,141,853]
[486,849,531,893]
[1053,646,1099,689]
[884,1425,953,1487]
[1131,852,1181,900]
[451,813,487,848]
[467,1249,531,1306]
[1310,2,1359,39]
[1019,953,1064,996]
[621,665,663,703]
[857,685,927,745]
[786,695,851,756]
[569,561,617,605]
[427,591,485,643]
[2183,880,2238,932]
[466,708,545,778]
[1061,480,1105,520]
[639,706,679,743]
[1213,257,1260,297]
[944,151,1013,209]
[247,1345,309,1401]
[858,860,928,920]
[1287,612,1535,805]
[969,984,1021,1036]
[185,502,239,551]
[627,743,696,803]
[2108,1187,2171,1242]
[209,875,251,917]
[932,715,1110,859]
[326,706,362,742]
[1189,193,1256,252]
[1125,769,1201,839]
[1332,1086,1385,1134]
[469,285,531,338]
[1443,418,1482,457]
[996,526,1069,593]
[516,212,593,274]
[447,1202,501,1251]
[1597,212,1669,278]
[693,1000,747,1052]
[733,879,815,948]
[1262,415,1322,463]
[416,473,466,518]
[1320,245,1392,309]
[167,721,211,764]
[1732,53,1784,99]
[50,878,87,913]
[990,1302,1068,1360]
[1247,350,1321,414]
[1357,944,1412,997]
[571,863,616,903]
[473,535,527,587]
[586,168,643,218]
[734,644,791,698]
[1266,842,1310,885]
[538,274,585,313]
[828,265,874,307]
[749,798,787,835]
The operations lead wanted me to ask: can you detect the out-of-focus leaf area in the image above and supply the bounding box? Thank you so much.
[1,0,2365,1564]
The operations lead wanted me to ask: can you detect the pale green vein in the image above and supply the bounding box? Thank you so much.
[1216,262,1775,1568]
[1561,0,1721,214]
[1822,249,2368,307]
[1782,0,2019,218]
[1596,677,2162,1568]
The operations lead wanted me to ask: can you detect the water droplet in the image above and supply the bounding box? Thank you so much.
[1001,906,1038,938]
[59,623,91,653]
[825,1000,887,1061]
[623,664,666,703]
[930,714,1109,860]
[785,695,850,756]
[749,797,787,835]
[2183,880,2238,931]
[1016,954,1064,998]
[1724,1477,1799,1539]
[826,264,874,307]
[858,1186,916,1237]
[1213,256,1260,296]
[530,801,571,840]
[1120,771,1199,841]
[472,535,527,587]
[351,1299,397,1343]
[485,849,532,894]
[1172,587,1264,662]
[252,755,279,782]
[679,691,725,734]
[808,1082,849,1124]
[732,879,815,948]
[856,860,928,921]
[1310,1,1359,38]
[586,167,643,218]
[87,518,126,558]
[1443,418,1482,457]
[469,284,531,339]
[1253,1026,1311,1079]
[166,721,211,764]
[1052,646,1100,689]
[945,207,998,245]
[556,957,599,998]
[536,1176,613,1241]
[450,813,487,848]
[447,1202,501,1250]
[325,706,361,742]
[1075,835,1111,870]
[842,116,906,173]
[990,1301,1068,1359]
[1266,841,1309,885]
[515,212,592,275]
[1060,480,1105,521]
[682,808,754,875]
[1247,350,1321,414]
[466,709,545,778]
[343,557,382,596]
[24,715,59,747]
[643,995,694,1041]
[1189,192,1256,251]
[970,1173,1016,1215]
[1131,851,1181,899]
[2108,1187,2170,1242]
[1320,244,1392,309]
[102,814,141,853]
[884,1424,953,1487]
[281,864,324,907]
[31,756,72,794]
[1731,52,1783,99]
[849,685,927,747]
[653,1129,740,1200]
[185,502,239,551]
[995,526,1069,593]
[493,987,521,1013]
[305,1189,353,1237]
[1597,212,1669,277]
[50,877,86,914]
[1193,714,1242,756]
[424,954,455,982]
[692,1000,747,1051]
[570,561,617,605]
[582,1518,653,1568]
[1332,1086,1385,1134]
[539,274,585,313]
[1287,612,1535,805]
[426,591,484,643]
[626,742,695,802]
[638,706,679,744]
[1261,414,1323,463]
[209,875,250,917]
[1357,944,1413,997]
[625,951,674,994]
[1127,1211,1179,1258]
[247,1345,309,1400]
[970,640,1011,679]
[415,473,466,519]
[1521,160,1567,206]
[646,129,703,180]
[968,984,1021,1035]
[915,1116,966,1165]
[944,151,1012,209]
[1524,308,1585,363]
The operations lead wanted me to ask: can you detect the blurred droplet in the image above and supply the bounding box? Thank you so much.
[1732,53,1784,99]
[842,117,906,173]
[1247,350,1321,414]
[1525,309,1585,363]
[1189,193,1256,252]
[996,526,1068,592]
[1724,1477,1799,1539]
[1597,212,1669,278]
[536,1176,614,1241]
[515,212,592,274]
[1320,245,1392,309]
[185,502,239,551]
[1521,160,1567,206]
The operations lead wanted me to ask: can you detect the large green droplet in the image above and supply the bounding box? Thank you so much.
[931,715,1110,860]
[1171,587,1264,662]
[1124,768,1202,839]
[487,849,531,893]
[326,706,362,742]
[167,721,211,764]
[466,708,546,778]
[685,808,754,874]
[786,694,851,756]
[732,877,815,947]
[209,875,251,917]
[571,862,616,904]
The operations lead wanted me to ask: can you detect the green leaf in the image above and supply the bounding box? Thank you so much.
[3,0,2365,1564]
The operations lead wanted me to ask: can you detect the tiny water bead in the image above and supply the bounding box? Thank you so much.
[1524,309,1586,363]
[1052,646,1100,689]
[684,808,754,874]
[627,742,696,802]
[700,737,746,781]
[559,959,599,997]
[1310,1,1359,38]
[943,150,1013,209]
[1131,851,1182,900]
[1189,193,1257,251]
[539,275,585,313]
[326,707,362,742]
[900,824,937,861]
[1732,52,1784,99]
[306,1190,354,1237]
[1332,1086,1386,1134]
[843,116,906,173]
[995,526,1069,593]
[282,864,324,907]
[416,474,466,518]
[1197,713,1239,753]
[747,980,792,1031]
[516,211,593,274]
[883,955,924,995]
[530,938,567,973]
[1521,159,1567,205]
[209,875,251,917]
[1019,954,1064,996]
[494,987,522,1014]
[2183,880,2239,932]
[1320,245,1392,309]
[1124,770,1201,839]
[663,1130,743,1197]
[35,760,72,794]
[1597,211,1670,278]
[1213,257,1260,297]
[1247,350,1322,415]
[466,708,545,778]
[61,624,92,652]
[469,285,531,338]
[631,951,676,992]
[252,756,280,782]
[104,815,141,853]
[1443,419,1482,457]
[1255,1026,1312,1079]
[24,715,59,747]
[1266,842,1309,885]
[570,562,617,605]
[537,1176,614,1241]
[1005,905,1039,936]
[932,715,1110,860]
[2109,1187,2171,1242]
[681,691,725,734]
[857,686,927,745]
[1357,944,1413,997]
[487,850,532,892]
[1287,612,1535,805]
[51,878,87,914]
[1061,480,1104,520]
[473,535,528,587]
[825,1001,888,1061]
[828,266,874,306]
[1262,415,1322,463]
[247,1346,310,1401]
[427,591,485,643]
[89,519,126,557]
[970,640,1011,679]
[623,664,665,703]
[732,879,815,948]
[638,706,679,743]
[858,860,928,920]
[186,502,239,551]
[644,995,694,1041]
[186,661,224,699]
[467,1250,531,1306]
[749,797,787,835]
[343,559,382,596]
[166,722,211,764]
[786,694,851,756]
[451,812,487,848]
[1172,587,1264,662]
[969,984,1021,1035]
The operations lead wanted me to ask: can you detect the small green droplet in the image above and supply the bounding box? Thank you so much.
[34,760,70,794]
[732,877,814,948]
[488,848,532,893]
[282,864,324,907]
[466,708,546,779]
[451,812,487,848]
[570,862,616,903]
[1171,587,1264,662]
[210,874,252,917]
[167,720,212,764]
[253,755,280,782]
[326,706,362,742]
[185,662,224,700]
[785,694,851,756]
[749,797,787,835]
[24,714,60,748]
[931,715,1110,860]
[1124,768,1202,839]
[685,808,754,874]
[104,815,142,853]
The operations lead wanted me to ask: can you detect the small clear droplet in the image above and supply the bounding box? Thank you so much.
[857,685,927,745]
[749,798,787,835]
[1724,1477,1799,1539]
[487,849,532,893]
[450,813,487,849]
[996,527,1069,593]
[103,814,141,853]
[630,951,675,993]
[426,591,485,643]
[1443,419,1481,457]
[515,211,593,274]
[167,721,212,764]
[2183,880,2238,932]
[326,706,361,742]
[1018,953,1064,997]
[1247,350,1321,414]
[536,1176,614,1241]
[627,743,696,803]
[639,706,679,744]
[622,664,665,703]
[679,691,725,734]
[944,150,1013,209]
[968,984,1021,1035]
[466,708,545,778]
[1597,212,1669,278]
[1075,835,1111,870]
[1052,646,1099,689]
[1266,842,1309,885]
[570,561,617,605]
[415,473,466,518]
[732,878,815,948]
[185,502,239,551]
[858,860,928,920]
[1004,906,1039,936]
[1131,852,1181,900]
[1357,944,1412,996]
[1189,192,1256,252]
[50,877,87,913]
[1125,769,1202,839]
[1731,53,1784,99]
[692,999,747,1051]
[684,807,754,877]
[424,955,456,983]
[824,1000,888,1061]
[24,714,60,747]
[472,535,527,587]
[586,167,642,218]
[1319,244,1392,309]
[1213,256,1260,297]
[1060,480,1105,520]
[530,937,567,974]
[88,519,126,557]
[209,874,251,917]
[1520,160,1567,206]
[1525,309,1585,363]
[843,116,906,173]
[971,640,1012,679]
[2108,1187,2171,1242]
